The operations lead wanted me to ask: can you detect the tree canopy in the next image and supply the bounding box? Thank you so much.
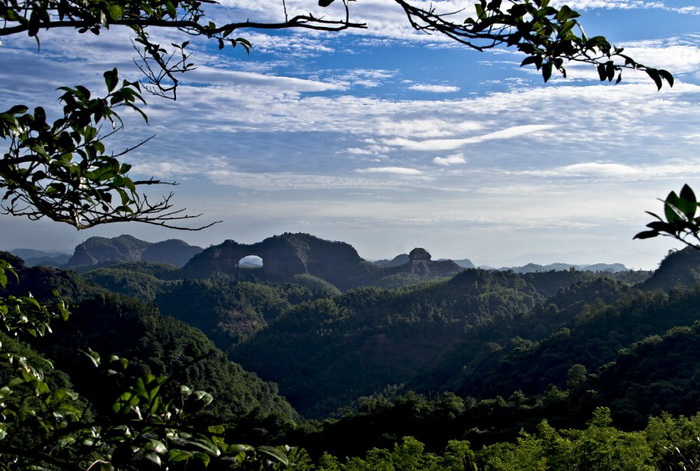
[635,184,700,250]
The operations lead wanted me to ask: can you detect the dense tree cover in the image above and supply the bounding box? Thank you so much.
[257,250,700,460]
[471,283,700,402]
[410,274,634,394]
[155,277,322,349]
[82,264,337,350]
[7,244,700,468]
[594,321,700,429]
[82,264,173,300]
[641,246,700,291]
[230,268,622,417]
[289,408,700,470]
[82,257,658,423]
[6,259,299,434]
[294,317,700,460]
[123,248,686,458]
[0,253,299,468]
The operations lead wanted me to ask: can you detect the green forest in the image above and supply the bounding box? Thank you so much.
[5,237,700,469]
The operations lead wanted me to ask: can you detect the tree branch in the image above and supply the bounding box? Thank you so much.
[0,14,367,37]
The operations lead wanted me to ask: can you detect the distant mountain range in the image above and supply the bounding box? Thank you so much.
[65,235,204,268]
[8,233,629,273]
[10,235,203,269]
[502,262,629,273]
[373,253,476,269]
[9,248,72,267]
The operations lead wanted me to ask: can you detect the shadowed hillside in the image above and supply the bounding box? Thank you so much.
[66,235,203,268]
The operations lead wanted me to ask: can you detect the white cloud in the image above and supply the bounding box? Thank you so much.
[207,169,428,190]
[547,0,700,15]
[677,6,700,15]
[327,69,396,88]
[355,166,424,175]
[4,1,700,273]
[343,143,393,156]
[345,147,377,155]
[519,161,700,180]
[385,124,558,151]
[584,37,700,81]
[409,84,460,93]
[210,0,700,54]
[551,0,664,9]
[133,159,432,190]
[375,119,484,139]
[434,153,467,166]
[184,66,347,92]
[237,32,336,56]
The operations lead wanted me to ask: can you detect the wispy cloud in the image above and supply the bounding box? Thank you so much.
[236,31,336,56]
[355,166,424,175]
[519,161,700,180]
[546,0,699,15]
[375,118,484,139]
[409,84,460,93]
[552,1,664,10]
[327,69,396,88]
[384,124,558,151]
[344,143,393,156]
[434,153,467,166]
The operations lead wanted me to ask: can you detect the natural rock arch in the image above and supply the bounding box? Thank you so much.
[182,233,363,281]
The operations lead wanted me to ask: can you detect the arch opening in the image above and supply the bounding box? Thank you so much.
[238,255,263,269]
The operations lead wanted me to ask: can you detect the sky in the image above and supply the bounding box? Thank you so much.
[2,0,700,269]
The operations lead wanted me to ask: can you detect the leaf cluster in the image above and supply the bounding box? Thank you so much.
[0,71,203,229]
[1,0,363,99]
[636,184,700,249]
[395,0,673,88]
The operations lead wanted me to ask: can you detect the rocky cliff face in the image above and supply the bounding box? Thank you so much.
[407,248,462,276]
[180,235,466,289]
[375,251,474,271]
[180,233,364,284]
[66,235,203,267]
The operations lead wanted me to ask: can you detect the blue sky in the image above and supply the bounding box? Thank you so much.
[2,0,700,269]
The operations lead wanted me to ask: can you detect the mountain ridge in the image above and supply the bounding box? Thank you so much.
[64,234,203,268]
[9,233,632,274]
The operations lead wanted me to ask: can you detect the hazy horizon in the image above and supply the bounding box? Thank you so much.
[1,229,680,270]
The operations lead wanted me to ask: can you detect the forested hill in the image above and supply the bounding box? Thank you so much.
[73,245,660,422]
[65,234,203,268]
[231,270,539,416]
[10,245,700,461]
[229,268,649,417]
[641,246,700,291]
[0,252,299,444]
